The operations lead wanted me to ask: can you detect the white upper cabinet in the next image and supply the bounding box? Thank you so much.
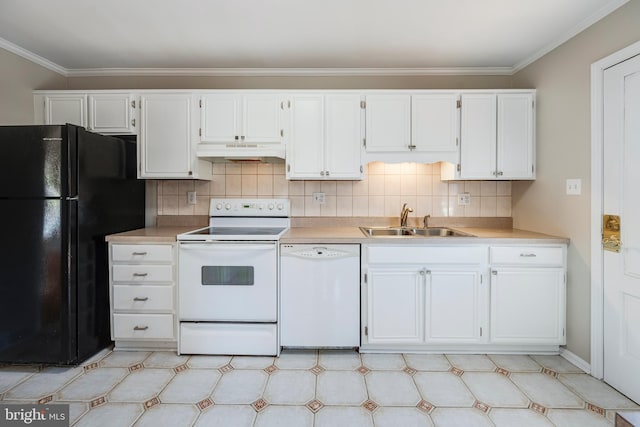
[43,94,87,127]
[88,93,137,134]
[139,93,211,180]
[200,93,283,144]
[412,94,459,152]
[364,94,411,152]
[364,93,459,164]
[447,91,535,180]
[286,93,363,180]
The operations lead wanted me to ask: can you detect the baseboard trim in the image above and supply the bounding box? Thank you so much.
[560,348,591,374]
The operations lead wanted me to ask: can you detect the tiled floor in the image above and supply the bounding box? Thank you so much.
[1,349,638,426]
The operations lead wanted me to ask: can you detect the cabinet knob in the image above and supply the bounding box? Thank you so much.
[320,171,325,176]
[133,326,149,331]
[131,118,136,127]
[235,135,239,140]
[325,170,330,176]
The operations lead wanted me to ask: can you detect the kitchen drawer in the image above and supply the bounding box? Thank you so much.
[112,265,173,283]
[179,322,277,355]
[113,285,174,312]
[367,245,487,265]
[490,246,564,266]
[111,244,173,263]
[113,313,174,340]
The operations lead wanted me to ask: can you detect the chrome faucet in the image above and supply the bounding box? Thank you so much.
[400,203,413,227]
[423,214,431,228]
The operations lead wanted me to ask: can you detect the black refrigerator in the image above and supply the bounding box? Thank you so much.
[0,124,145,365]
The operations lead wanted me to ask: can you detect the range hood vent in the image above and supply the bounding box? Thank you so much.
[196,143,286,161]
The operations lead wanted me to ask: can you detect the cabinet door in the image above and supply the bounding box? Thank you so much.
[139,94,193,178]
[364,95,411,152]
[200,94,240,143]
[412,94,458,152]
[366,268,424,344]
[88,94,136,134]
[44,95,87,127]
[497,93,535,179]
[490,268,565,344]
[459,94,496,179]
[242,94,282,144]
[425,269,483,343]
[325,94,363,179]
[287,95,324,179]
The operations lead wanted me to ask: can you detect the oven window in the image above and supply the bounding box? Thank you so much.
[201,266,254,286]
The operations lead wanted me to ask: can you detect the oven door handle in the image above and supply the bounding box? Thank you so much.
[179,243,276,251]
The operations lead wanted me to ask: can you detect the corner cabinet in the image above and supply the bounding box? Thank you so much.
[139,93,211,180]
[443,91,535,180]
[109,243,177,351]
[286,93,364,180]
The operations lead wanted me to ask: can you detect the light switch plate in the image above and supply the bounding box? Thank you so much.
[566,179,582,195]
[187,191,197,205]
[313,192,325,204]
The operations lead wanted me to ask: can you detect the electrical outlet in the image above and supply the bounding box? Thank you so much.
[313,192,325,204]
[566,179,582,195]
[458,192,471,206]
[187,191,197,205]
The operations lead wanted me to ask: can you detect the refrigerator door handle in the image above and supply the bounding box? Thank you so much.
[66,197,79,201]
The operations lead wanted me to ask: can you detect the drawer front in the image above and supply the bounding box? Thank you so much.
[113,285,174,312]
[113,313,174,340]
[490,246,564,266]
[367,245,487,265]
[180,322,277,356]
[112,265,173,283]
[111,244,173,262]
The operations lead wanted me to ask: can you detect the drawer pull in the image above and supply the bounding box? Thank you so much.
[133,297,149,302]
[133,326,149,331]
[520,253,537,257]
[133,273,148,277]
[131,251,148,256]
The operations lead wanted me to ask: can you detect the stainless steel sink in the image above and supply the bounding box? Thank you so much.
[359,227,415,237]
[359,226,474,238]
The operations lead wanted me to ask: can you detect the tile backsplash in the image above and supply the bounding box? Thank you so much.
[156,162,511,219]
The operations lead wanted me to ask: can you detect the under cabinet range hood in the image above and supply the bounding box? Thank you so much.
[196,143,286,161]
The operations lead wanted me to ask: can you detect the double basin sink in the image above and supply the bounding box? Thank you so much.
[359,226,475,238]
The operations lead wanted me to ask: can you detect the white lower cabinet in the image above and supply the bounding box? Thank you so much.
[489,245,566,345]
[108,242,177,350]
[361,243,566,353]
[362,245,486,351]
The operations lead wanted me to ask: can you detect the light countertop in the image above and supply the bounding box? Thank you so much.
[106,226,568,245]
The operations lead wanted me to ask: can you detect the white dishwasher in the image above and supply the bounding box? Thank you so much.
[280,244,360,348]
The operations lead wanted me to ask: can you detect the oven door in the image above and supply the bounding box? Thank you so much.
[178,242,277,322]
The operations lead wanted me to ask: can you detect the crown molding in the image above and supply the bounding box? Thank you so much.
[0,37,68,76]
[64,66,514,77]
[512,0,630,73]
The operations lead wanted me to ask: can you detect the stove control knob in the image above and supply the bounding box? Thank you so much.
[215,203,223,210]
[225,203,231,210]
[277,203,284,210]
[268,203,275,210]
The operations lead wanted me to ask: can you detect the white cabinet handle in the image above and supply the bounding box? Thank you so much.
[133,326,149,331]
[520,253,537,257]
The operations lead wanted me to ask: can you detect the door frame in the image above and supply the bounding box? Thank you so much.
[590,39,640,379]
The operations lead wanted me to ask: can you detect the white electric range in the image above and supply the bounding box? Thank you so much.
[177,198,290,356]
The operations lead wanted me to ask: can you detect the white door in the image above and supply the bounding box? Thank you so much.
[325,94,363,179]
[412,94,458,152]
[366,268,423,344]
[425,269,482,343]
[364,94,411,152]
[242,94,282,144]
[44,95,86,127]
[497,93,535,179]
[88,93,136,134]
[200,94,240,143]
[287,95,324,179]
[603,54,640,403]
[459,93,496,179]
